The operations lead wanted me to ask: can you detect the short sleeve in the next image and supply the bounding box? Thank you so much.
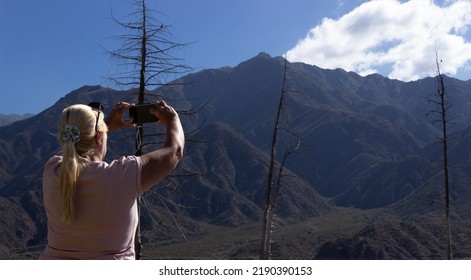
[108,156,143,197]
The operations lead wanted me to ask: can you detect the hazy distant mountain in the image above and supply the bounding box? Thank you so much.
[1,53,471,259]
[0,113,34,127]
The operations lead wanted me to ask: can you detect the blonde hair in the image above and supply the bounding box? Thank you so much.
[58,104,107,224]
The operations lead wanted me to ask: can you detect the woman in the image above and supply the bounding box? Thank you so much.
[39,100,184,259]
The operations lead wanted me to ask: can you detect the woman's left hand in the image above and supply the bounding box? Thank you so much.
[106,102,135,131]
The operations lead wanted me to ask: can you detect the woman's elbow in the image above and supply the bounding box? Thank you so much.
[171,145,184,166]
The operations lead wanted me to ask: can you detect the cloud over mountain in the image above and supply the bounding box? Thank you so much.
[286,0,471,81]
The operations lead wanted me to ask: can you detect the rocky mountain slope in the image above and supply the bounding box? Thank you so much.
[1,53,471,259]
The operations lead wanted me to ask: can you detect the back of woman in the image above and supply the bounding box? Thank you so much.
[41,155,142,259]
[40,101,184,260]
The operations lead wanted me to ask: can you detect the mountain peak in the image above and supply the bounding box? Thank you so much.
[4,52,471,259]
[255,52,272,59]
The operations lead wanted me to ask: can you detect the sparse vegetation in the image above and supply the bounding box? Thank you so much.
[3,54,471,260]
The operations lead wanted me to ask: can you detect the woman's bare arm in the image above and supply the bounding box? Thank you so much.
[139,101,185,191]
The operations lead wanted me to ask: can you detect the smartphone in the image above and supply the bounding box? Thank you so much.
[129,103,159,124]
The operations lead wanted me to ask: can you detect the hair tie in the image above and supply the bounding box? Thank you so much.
[61,125,81,144]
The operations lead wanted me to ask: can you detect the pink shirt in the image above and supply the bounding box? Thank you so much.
[40,155,143,260]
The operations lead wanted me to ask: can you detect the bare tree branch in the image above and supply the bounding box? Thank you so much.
[428,50,453,260]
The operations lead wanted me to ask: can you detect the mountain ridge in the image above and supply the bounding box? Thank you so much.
[0,113,35,127]
[1,53,471,259]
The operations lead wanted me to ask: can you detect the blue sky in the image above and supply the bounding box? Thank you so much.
[1,0,471,114]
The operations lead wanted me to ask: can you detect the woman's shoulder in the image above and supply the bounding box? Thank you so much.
[43,155,63,177]
[93,155,142,173]
[47,154,62,161]
[45,154,62,166]
[110,155,142,166]
[95,155,143,195]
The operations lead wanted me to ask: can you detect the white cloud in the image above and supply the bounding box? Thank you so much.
[286,0,471,81]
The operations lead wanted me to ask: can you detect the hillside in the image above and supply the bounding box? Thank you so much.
[0,113,34,127]
[1,53,471,259]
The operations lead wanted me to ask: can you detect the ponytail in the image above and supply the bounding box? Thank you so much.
[60,139,84,223]
[58,104,106,224]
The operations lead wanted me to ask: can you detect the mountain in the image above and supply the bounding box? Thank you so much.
[160,53,471,211]
[314,219,471,260]
[0,113,34,127]
[1,53,471,259]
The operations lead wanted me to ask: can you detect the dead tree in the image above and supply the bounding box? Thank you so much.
[105,0,191,153]
[103,0,191,259]
[260,57,301,260]
[428,54,452,260]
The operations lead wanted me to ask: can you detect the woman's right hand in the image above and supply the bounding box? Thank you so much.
[150,100,179,125]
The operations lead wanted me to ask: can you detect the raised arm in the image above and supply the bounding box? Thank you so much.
[140,101,185,191]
